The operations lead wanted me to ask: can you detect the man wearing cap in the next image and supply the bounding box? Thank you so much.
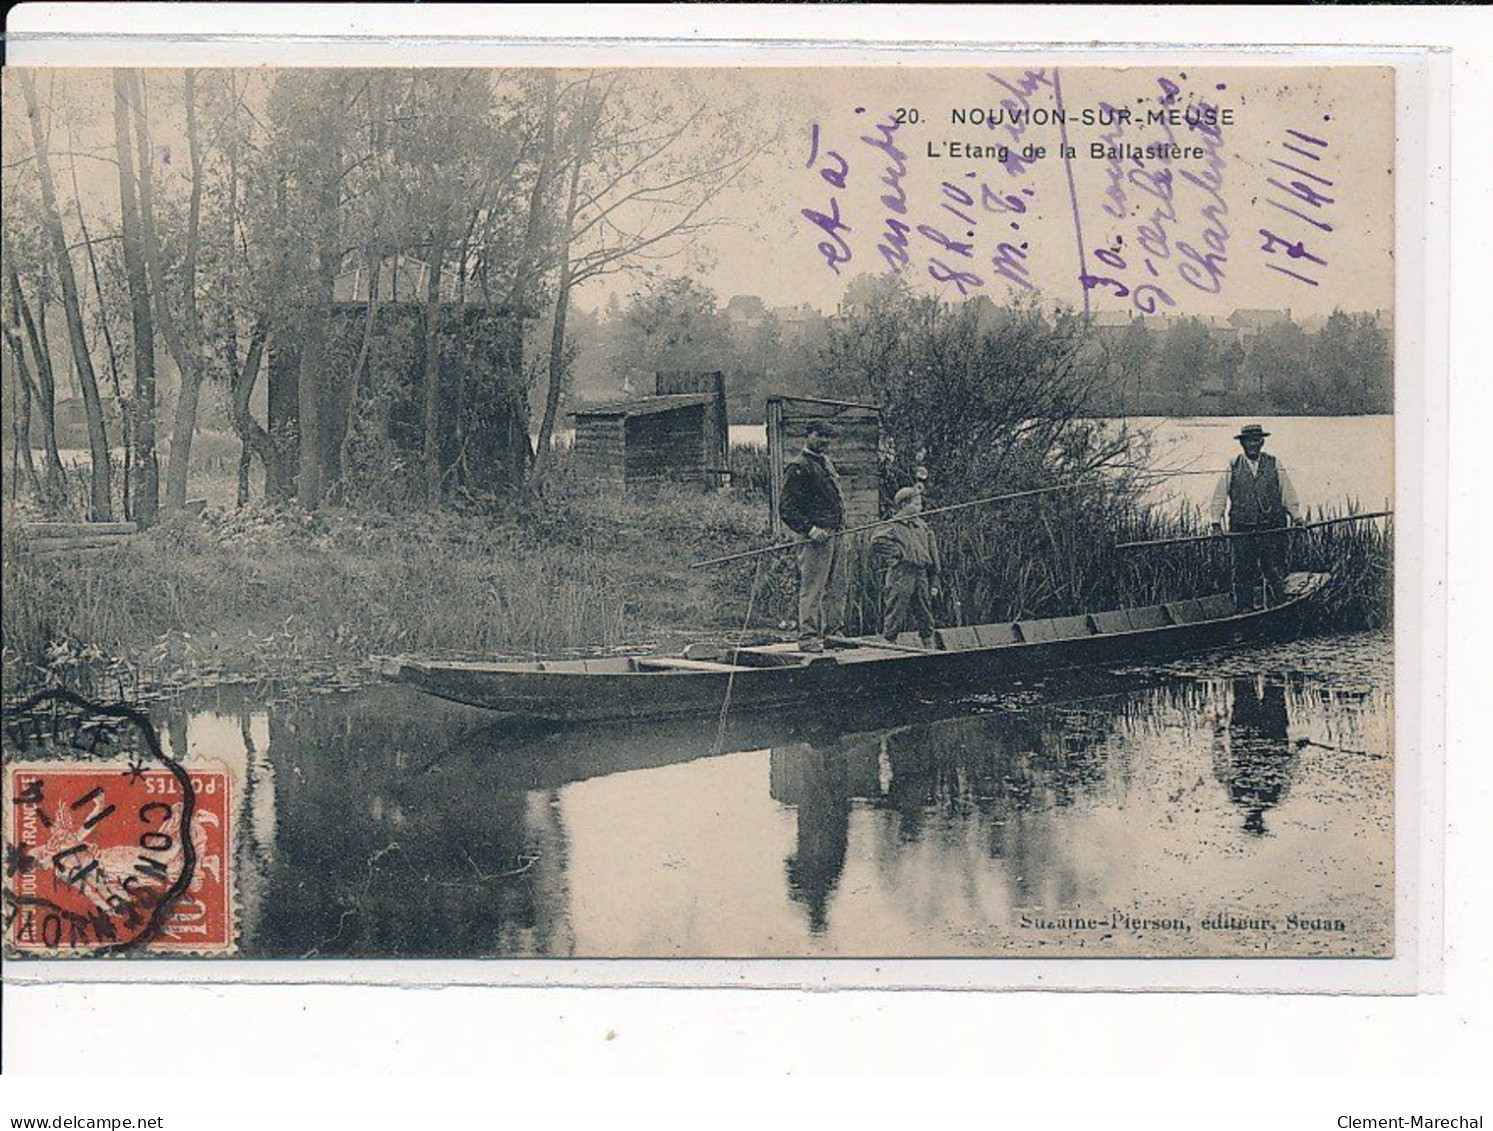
[779,420,847,652]
[1210,423,1303,611]
[871,486,942,649]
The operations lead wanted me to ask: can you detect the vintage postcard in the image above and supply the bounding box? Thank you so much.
[0,55,1428,985]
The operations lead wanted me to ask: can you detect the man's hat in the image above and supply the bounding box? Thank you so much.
[1234,423,1270,441]
[806,418,837,437]
[893,486,920,508]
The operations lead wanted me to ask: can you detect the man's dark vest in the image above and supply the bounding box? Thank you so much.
[1227,452,1285,528]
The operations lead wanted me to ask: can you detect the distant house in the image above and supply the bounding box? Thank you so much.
[770,303,825,343]
[724,295,767,330]
[1088,309,1137,340]
[1227,309,1293,338]
[569,371,729,494]
[771,303,818,326]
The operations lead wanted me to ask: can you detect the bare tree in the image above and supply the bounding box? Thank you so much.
[112,69,160,525]
[529,73,768,482]
[4,261,65,499]
[129,72,208,513]
[19,71,113,519]
[2,280,42,498]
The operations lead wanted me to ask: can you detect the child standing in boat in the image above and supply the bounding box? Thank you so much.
[871,487,942,649]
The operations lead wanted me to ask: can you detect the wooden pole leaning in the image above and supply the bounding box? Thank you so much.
[690,481,1097,570]
[1115,510,1394,551]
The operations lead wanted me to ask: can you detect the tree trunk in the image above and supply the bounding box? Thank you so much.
[293,98,343,511]
[162,72,205,511]
[499,74,558,492]
[532,109,590,483]
[533,255,573,483]
[297,295,328,507]
[505,75,558,316]
[132,72,206,514]
[113,69,160,527]
[421,247,445,502]
[68,119,132,522]
[336,244,382,502]
[20,71,113,520]
[2,303,41,498]
[8,267,64,499]
[227,320,288,503]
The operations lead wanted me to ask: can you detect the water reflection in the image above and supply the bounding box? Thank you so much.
[1213,678,1300,835]
[152,631,1392,957]
[770,743,854,933]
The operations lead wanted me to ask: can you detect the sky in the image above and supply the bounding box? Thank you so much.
[4,64,1395,324]
[674,65,1395,319]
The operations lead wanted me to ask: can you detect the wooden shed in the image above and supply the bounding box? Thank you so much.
[766,396,882,535]
[268,252,529,500]
[569,372,729,493]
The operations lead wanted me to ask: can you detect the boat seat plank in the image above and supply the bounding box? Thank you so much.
[1164,597,1232,625]
[1128,606,1172,630]
[1088,610,1134,634]
[935,627,980,651]
[633,656,751,672]
[1050,615,1096,639]
[1016,618,1059,643]
[973,623,1021,647]
[1197,595,1236,620]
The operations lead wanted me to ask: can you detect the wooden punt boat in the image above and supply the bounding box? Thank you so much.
[390,572,1330,725]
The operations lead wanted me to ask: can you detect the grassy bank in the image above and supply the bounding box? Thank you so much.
[2,484,775,697]
[2,471,1391,700]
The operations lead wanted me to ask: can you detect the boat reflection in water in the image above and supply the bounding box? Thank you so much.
[159,633,1392,958]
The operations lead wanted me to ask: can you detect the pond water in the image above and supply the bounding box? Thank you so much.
[153,629,1392,960]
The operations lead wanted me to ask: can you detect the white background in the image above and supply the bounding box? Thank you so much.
[1,3,1488,1125]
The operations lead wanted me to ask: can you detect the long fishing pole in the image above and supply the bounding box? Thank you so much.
[690,480,1095,569]
[1115,510,1394,551]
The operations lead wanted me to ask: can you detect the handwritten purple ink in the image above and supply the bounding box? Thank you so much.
[1051,68,1092,317]
[857,114,916,271]
[1260,127,1335,286]
[802,124,854,275]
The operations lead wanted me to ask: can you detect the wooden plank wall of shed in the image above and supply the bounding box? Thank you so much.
[571,416,627,490]
[624,404,708,488]
[657,371,729,487]
[766,397,882,534]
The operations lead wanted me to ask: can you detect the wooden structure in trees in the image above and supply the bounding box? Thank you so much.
[569,371,729,493]
[267,253,529,500]
[766,396,882,536]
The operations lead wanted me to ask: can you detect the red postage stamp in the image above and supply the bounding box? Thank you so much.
[4,694,236,957]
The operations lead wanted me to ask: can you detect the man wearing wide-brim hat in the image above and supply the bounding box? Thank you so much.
[1209,423,1303,611]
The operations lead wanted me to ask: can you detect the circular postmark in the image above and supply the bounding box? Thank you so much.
[3,689,201,956]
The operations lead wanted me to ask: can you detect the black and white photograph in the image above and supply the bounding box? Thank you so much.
[1,60,1403,965]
